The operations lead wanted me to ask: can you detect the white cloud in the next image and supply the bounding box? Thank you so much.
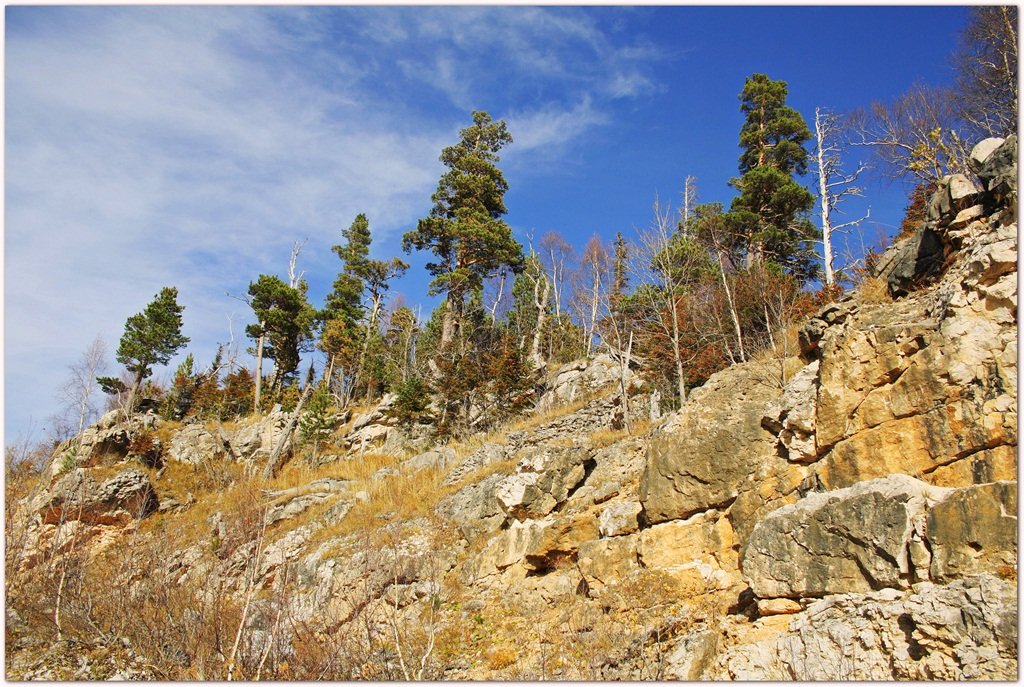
[4,6,666,442]
[505,98,609,157]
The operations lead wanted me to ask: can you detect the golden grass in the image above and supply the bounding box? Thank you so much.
[857,274,893,304]
[151,420,183,445]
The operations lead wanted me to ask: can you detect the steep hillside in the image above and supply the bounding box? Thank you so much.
[5,137,1016,680]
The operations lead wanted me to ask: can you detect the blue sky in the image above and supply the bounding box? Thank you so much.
[5,5,969,444]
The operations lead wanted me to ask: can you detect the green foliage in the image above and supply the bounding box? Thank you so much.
[116,287,190,386]
[298,384,337,459]
[402,111,524,342]
[160,354,196,420]
[728,74,817,282]
[322,213,408,405]
[390,375,433,428]
[483,330,533,421]
[246,274,316,385]
[96,376,128,396]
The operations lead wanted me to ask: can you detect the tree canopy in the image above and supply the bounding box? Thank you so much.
[116,286,190,385]
[728,73,817,282]
[402,110,524,347]
[246,274,316,386]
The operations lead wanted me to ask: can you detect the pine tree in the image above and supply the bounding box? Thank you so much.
[246,275,316,397]
[402,111,524,350]
[728,74,817,282]
[323,213,407,403]
[113,286,190,413]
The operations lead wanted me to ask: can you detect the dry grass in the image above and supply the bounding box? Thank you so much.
[151,420,183,445]
[857,274,893,304]
[587,419,654,449]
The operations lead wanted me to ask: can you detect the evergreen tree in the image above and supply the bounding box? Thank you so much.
[298,383,337,464]
[323,213,407,403]
[246,275,316,396]
[402,111,525,349]
[323,214,370,331]
[112,286,190,412]
[728,74,817,282]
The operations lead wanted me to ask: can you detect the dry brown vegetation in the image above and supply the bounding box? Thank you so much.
[4,379,707,680]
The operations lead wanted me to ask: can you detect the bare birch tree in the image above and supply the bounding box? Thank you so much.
[847,83,971,183]
[56,336,108,441]
[813,107,870,286]
[570,235,610,356]
[633,196,710,406]
[691,204,746,363]
[539,231,573,321]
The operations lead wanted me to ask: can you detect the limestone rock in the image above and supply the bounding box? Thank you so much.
[436,473,507,542]
[973,134,1017,203]
[469,519,549,579]
[663,630,722,680]
[927,481,1017,582]
[167,424,225,464]
[523,512,599,572]
[495,446,593,521]
[761,360,819,463]
[639,512,740,590]
[970,137,1005,169]
[351,393,398,432]
[401,446,456,473]
[640,361,782,524]
[757,598,802,616]
[743,475,951,598]
[444,442,506,485]
[577,535,640,591]
[710,574,1017,680]
[598,500,642,537]
[882,226,946,297]
[537,353,638,410]
[37,467,159,526]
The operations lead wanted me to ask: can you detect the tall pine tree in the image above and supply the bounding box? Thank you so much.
[111,286,189,413]
[402,111,524,350]
[728,74,817,282]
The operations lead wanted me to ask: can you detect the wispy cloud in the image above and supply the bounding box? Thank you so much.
[4,6,666,441]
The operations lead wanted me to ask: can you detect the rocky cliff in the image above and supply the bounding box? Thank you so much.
[6,137,1017,680]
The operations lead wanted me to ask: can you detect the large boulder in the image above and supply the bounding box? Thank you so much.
[36,467,159,526]
[536,353,638,410]
[640,361,785,525]
[401,446,456,473]
[742,475,951,599]
[972,134,1017,205]
[168,424,225,464]
[495,446,594,521]
[708,574,1017,680]
[881,226,947,297]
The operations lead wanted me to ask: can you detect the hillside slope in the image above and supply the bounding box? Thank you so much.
[6,137,1017,680]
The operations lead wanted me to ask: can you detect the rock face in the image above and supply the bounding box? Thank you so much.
[926,481,1017,582]
[536,353,639,410]
[495,446,594,521]
[168,424,225,464]
[640,361,784,525]
[709,574,1017,680]
[36,468,159,526]
[742,475,956,599]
